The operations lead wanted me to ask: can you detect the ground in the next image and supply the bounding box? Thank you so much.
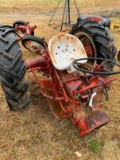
[0,0,120,160]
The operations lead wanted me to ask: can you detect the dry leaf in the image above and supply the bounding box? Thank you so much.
[75,151,82,157]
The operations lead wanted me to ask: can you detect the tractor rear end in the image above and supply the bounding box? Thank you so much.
[22,32,119,137]
[0,16,119,137]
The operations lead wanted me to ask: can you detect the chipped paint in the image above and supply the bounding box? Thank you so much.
[48,33,88,70]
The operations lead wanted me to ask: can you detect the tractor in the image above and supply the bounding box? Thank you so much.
[0,16,119,137]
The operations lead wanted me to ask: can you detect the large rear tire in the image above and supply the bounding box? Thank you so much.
[70,19,117,71]
[0,26,30,111]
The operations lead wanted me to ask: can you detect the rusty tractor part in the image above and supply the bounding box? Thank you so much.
[0,26,30,111]
[22,32,120,137]
[13,20,36,41]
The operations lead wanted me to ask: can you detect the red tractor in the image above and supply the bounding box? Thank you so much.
[0,16,119,137]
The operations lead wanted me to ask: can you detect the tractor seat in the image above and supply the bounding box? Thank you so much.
[48,33,88,71]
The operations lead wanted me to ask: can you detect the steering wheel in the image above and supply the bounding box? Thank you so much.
[72,57,120,75]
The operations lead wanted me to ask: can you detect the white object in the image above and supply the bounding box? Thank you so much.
[48,33,88,70]
[89,92,97,107]
[75,151,82,157]
[67,64,77,73]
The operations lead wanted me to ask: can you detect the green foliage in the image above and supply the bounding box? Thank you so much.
[19,117,26,124]
[89,139,104,154]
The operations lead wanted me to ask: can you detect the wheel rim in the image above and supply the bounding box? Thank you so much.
[74,32,97,68]
[24,40,45,53]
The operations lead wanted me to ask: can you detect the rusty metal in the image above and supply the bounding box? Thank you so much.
[14,21,36,40]
[20,31,118,137]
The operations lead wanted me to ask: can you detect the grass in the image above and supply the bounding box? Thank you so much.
[0,0,120,160]
[89,139,104,154]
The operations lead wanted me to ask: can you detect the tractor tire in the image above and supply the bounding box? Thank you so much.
[22,35,46,53]
[0,25,13,29]
[13,20,34,37]
[77,16,111,28]
[0,26,30,111]
[117,50,120,61]
[70,19,117,71]
[1,79,30,111]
